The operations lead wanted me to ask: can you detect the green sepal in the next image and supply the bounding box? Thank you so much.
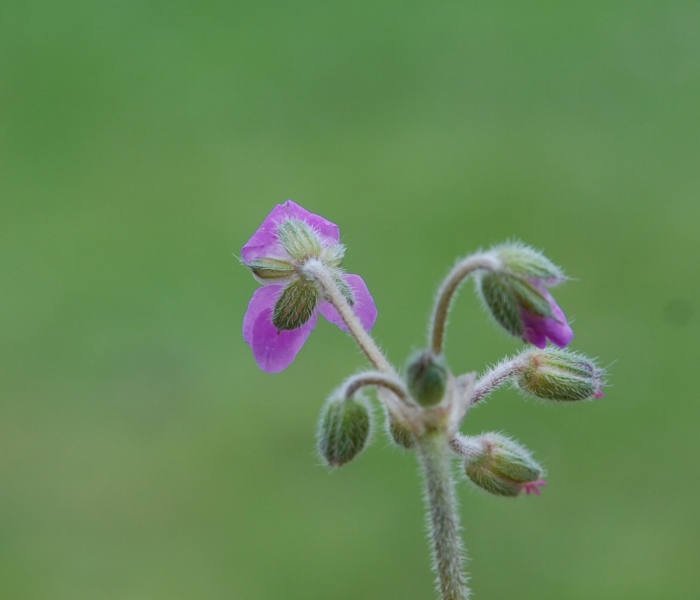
[508,277,553,318]
[331,271,355,307]
[277,218,323,261]
[246,258,295,281]
[466,464,521,497]
[272,278,319,331]
[496,243,565,282]
[320,244,346,268]
[491,451,541,484]
[479,273,523,337]
[521,372,594,401]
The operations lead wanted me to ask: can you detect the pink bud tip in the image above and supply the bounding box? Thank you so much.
[522,480,547,496]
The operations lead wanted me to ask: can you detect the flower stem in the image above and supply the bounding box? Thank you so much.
[341,372,408,402]
[341,371,421,430]
[430,254,499,356]
[302,259,395,375]
[471,357,525,406]
[416,431,470,600]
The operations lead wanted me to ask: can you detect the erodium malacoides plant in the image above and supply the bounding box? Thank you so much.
[241,200,605,600]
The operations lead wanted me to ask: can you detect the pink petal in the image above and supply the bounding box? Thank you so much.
[318,274,378,333]
[243,285,318,373]
[521,318,548,349]
[244,285,279,345]
[241,200,340,263]
[522,480,547,496]
[521,285,574,348]
[250,309,318,373]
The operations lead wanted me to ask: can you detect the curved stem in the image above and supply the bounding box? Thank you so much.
[449,433,481,461]
[342,371,421,432]
[471,357,525,406]
[416,431,469,600]
[430,254,499,356]
[341,371,408,403]
[302,259,395,374]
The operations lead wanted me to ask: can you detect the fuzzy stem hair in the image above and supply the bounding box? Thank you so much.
[471,356,526,406]
[416,431,470,600]
[302,259,395,375]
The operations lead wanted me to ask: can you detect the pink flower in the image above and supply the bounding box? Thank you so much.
[242,200,377,373]
[520,282,574,349]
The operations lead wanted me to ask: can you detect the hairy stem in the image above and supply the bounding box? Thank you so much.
[416,431,469,600]
[342,372,408,402]
[430,254,499,356]
[471,357,525,406]
[449,434,481,461]
[342,371,421,431]
[302,259,394,374]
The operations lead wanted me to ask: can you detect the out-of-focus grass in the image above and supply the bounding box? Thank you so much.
[1,1,699,598]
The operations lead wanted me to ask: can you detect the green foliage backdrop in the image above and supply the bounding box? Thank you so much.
[2,1,699,598]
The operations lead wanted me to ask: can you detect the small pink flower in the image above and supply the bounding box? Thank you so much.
[242,200,377,373]
[520,282,574,349]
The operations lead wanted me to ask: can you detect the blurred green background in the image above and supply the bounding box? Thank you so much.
[2,1,699,598]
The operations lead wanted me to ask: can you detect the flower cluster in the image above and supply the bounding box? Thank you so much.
[240,200,606,600]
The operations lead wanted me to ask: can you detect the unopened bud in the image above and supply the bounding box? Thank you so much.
[465,433,546,498]
[388,416,415,449]
[477,244,574,349]
[516,347,605,401]
[405,351,448,407]
[317,396,372,467]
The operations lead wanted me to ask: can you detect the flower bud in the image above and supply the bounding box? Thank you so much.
[405,351,448,407]
[477,244,573,349]
[516,347,605,401]
[317,396,372,467]
[465,433,546,498]
[387,416,415,449]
